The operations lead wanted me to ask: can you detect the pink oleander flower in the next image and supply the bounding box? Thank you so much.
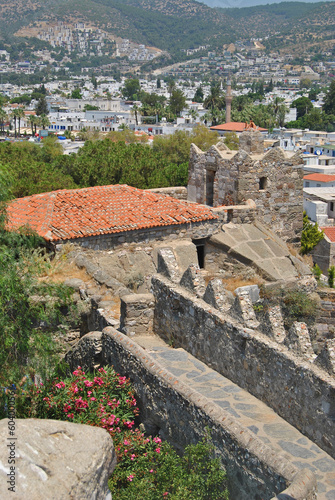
[163,493,169,497]
[84,380,94,387]
[153,437,162,444]
[90,397,96,401]
[155,448,161,453]
[131,454,136,461]
[124,439,130,445]
[98,367,106,373]
[124,421,134,429]
[55,381,65,389]
[149,469,154,473]
[87,391,92,395]
[127,475,134,482]
[93,377,104,386]
[118,376,127,386]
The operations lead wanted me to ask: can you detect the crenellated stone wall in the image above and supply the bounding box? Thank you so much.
[151,273,335,459]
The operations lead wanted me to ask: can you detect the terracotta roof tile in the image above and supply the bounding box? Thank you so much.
[321,226,335,242]
[210,122,268,132]
[7,184,217,242]
[304,173,335,183]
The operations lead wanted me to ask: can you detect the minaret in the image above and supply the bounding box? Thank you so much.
[225,76,232,124]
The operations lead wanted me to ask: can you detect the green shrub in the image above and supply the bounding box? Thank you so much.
[300,212,324,255]
[16,367,229,500]
[328,266,335,288]
[312,263,322,281]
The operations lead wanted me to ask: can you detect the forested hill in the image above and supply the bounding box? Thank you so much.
[0,0,334,57]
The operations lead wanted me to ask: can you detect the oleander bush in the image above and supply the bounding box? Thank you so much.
[17,366,229,499]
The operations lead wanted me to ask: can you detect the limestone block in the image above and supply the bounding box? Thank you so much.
[203,278,230,311]
[259,305,286,343]
[120,293,155,336]
[234,285,260,304]
[157,247,180,283]
[0,418,116,500]
[232,289,260,329]
[284,322,316,361]
[180,264,206,298]
[314,339,335,376]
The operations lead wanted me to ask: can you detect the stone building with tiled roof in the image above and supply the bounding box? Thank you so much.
[6,184,219,250]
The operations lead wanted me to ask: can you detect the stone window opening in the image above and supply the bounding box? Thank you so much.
[193,239,206,269]
[259,177,268,190]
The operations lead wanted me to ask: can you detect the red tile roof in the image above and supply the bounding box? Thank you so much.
[6,184,217,242]
[321,226,335,242]
[304,173,335,183]
[210,122,268,132]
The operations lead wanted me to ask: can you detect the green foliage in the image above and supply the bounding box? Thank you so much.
[169,89,187,117]
[84,104,99,111]
[260,286,319,330]
[300,212,324,255]
[223,132,239,150]
[291,96,313,119]
[312,263,322,281]
[110,434,229,500]
[71,88,82,99]
[122,78,141,101]
[35,96,49,116]
[16,364,228,499]
[328,266,335,288]
[323,81,335,115]
[0,168,78,386]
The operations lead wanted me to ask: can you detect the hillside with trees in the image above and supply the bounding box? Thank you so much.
[0,0,334,63]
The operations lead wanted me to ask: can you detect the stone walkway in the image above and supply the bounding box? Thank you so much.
[135,335,335,500]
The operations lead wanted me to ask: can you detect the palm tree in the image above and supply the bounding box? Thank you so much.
[203,83,225,113]
[17,108,25,137]
[131,103,140,126]
[0,109,7,135]
[30,115,39,136]
[11,110,19,138]
[39,114,50,130]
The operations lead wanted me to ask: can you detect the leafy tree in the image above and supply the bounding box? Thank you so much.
[300,212,324,255]
[71,88,82,99]
[193,86,204,103]
[300,78,312,89]
[169,89,186,117]
[291,96,313,119]
[0,168,76,385]
[35,96,49,116]
[156,78,161,89]
[122,78,141,101]
[323,80,335,115]
[223,132,239,150]
[84,104,99,111]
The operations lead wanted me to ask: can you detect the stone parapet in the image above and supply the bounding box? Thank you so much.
[151,274,335,458]
[66,329,317,500]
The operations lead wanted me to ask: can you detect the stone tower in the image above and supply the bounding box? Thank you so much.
[225,77,232,124]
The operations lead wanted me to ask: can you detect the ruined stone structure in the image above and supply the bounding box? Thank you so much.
[187,130,304,241]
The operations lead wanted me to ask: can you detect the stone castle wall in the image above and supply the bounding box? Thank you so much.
[64,218,220,251]
[151,274,335,459]
[65,329,316,500]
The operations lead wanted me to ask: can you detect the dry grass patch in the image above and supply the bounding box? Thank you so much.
[221,276,264,293]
